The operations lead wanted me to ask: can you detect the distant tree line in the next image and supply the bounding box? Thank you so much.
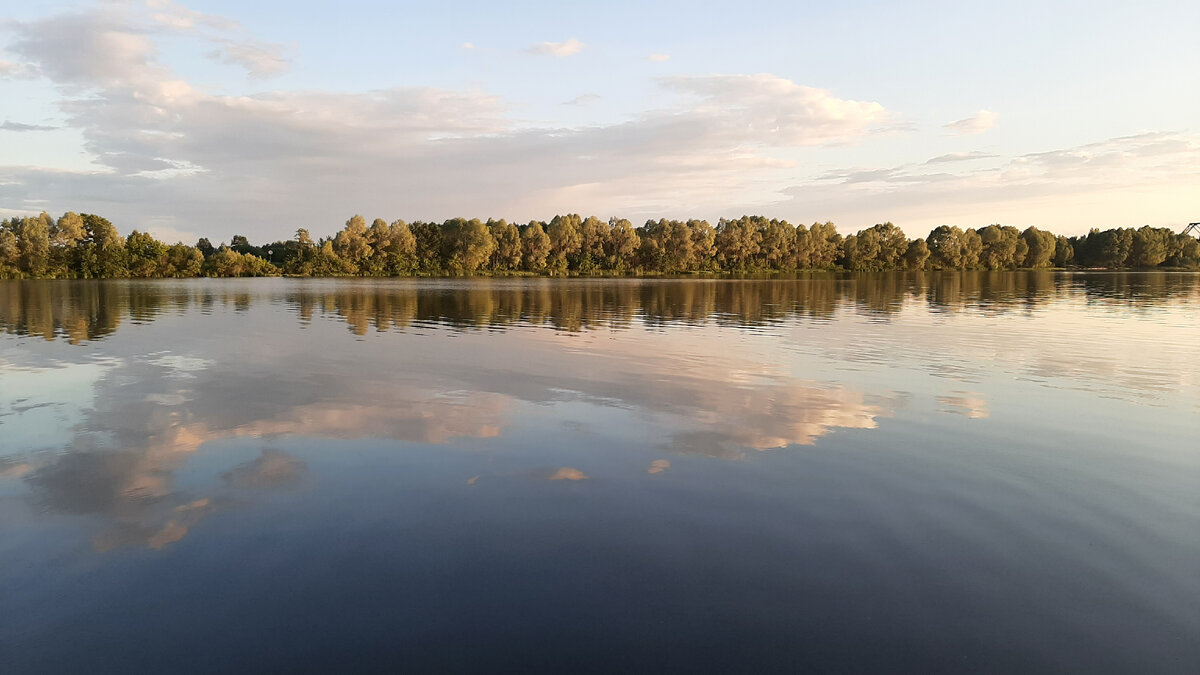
[1,211,1197,279]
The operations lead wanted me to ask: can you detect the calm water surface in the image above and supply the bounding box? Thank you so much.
[1,273,1197,673]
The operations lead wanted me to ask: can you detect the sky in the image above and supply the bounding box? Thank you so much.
[0,0,1197,243]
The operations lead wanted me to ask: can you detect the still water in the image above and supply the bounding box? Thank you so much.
[1,273,1197,673]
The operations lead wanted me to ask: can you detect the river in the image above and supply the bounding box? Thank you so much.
[1,273,1197,672]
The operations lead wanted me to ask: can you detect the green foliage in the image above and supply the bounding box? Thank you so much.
[977,224,1027,270]
[333,215,373,273]
[606,218,640,271]
[0,208,1193,280]
[0,223,19,279]
[442,218,495,273]
[903,238,931,270]
[1021,227,1056,268]
[841,222,907,271]
[715,217,763,270]
[488,219,522,271]
[78,214,128,278]
[926,225,966,269]
[203,247,281,277]
[1170,234,1200,268]
[164,243,204,277]
[801,222,841,269]
[126,230,168,277]
[547,214,583,270]
[15,215,51,277]
[521,221,551,272]
[1053,235,1074,267]
[1129,226,1171,268]
[411,221,443,273]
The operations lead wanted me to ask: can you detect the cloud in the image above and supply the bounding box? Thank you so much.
[658,74,889,146]
[648,53,670,62]
[8,9,161,88]
[647,460,670,474]
[547,467,588,481]
[207,40,289,78]
[527,38,584,57]
[780,131,1200,233]
[925,151,997,164]
[944,109,998,135]
[0,4,891,241]
[0,59,40,79]
[819,167,906,184]
[146,0,239,32]
[562,93,601,106]
[461,42,476,50]
[1,121,58,132]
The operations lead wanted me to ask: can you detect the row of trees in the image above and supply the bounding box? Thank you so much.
[2,211,1197,279]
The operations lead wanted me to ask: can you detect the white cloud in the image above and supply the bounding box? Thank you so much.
[146,0,239,32]
[781,131,1200,234]
[9,10,160,88]
[0,59,41,79]
[1,121,58,132]
[659,74,890,146]
[648,53,670,62]
[207,39,289,78]
[562,93,601,106]
[943,109,998,135]
[0,5,893,240]
[925,151,997,164]
[527,37,584,57]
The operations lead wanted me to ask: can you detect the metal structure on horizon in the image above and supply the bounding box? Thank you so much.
[1183,223,1200,237]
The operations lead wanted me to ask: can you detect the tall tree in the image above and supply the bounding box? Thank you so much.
[1129,226,1170,267]
[1090,228,1133,267]
[1053,235,1074,267]
[926,225,965,269]
[0,221,19,278]
[715,217,762,270]
[689,219,717,270]
[606,218,639,271]
[521,221,551,272]
[488,219,522,271]
[126,230,168,277]
[843,222,907,271]
[903,238,931,270]
[333,215,373,274]
[978,224,1027,269]
[15,215,51,277]
[442,218,495,272]
[79,214,128,278]
[164,243,204,277]
[546,214,583,272]
[410,221,443,272]
[1020,226,1057,268]
[805,221,841,268]
[758,218,797,269]
[578,216,608,271]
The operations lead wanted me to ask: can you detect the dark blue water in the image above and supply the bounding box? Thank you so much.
[1,274,1197,672]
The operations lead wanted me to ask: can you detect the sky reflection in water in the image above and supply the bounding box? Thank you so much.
[1,274,1198,673]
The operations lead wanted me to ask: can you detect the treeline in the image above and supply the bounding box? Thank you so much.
[2,211,1198,279]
